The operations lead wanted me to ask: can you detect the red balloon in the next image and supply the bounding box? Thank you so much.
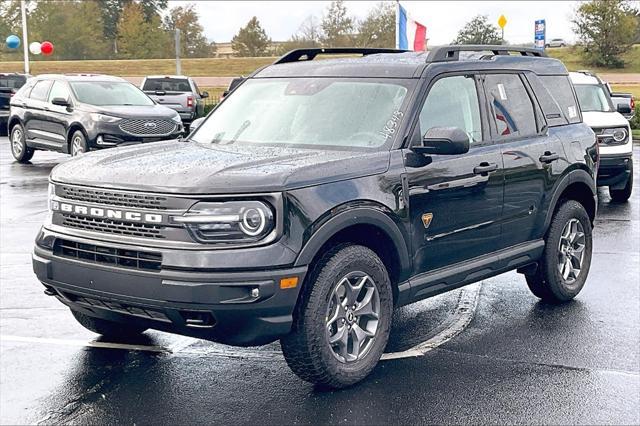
[41,41,54,55]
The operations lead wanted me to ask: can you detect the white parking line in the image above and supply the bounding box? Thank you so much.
[0,282,482,361]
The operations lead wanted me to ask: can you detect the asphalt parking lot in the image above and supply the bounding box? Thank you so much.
[0,138,638,424]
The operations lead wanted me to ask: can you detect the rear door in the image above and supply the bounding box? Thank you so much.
[482,73,564,248]
[23,79,53,145]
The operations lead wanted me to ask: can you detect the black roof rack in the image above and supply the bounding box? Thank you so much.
[274,47,408,65]
[426,45,547,62]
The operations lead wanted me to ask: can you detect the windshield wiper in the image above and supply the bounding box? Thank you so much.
[226,120,251,145]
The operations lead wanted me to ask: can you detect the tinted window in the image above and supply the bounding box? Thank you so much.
[48,81,71,103]
[419,75,482,143]
[484,74,537,139]
[29,80,52,101]
[537,75,581,125]
[143,78,191,93]
[70,82,154,106]
[0,75,26,90]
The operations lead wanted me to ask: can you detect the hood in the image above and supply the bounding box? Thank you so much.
[81,103,178,119]
[50,141,390,194]
[582,111,629,129]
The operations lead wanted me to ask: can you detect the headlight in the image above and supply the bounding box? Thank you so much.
[171,113,182,123]
[599,127,628,145]
[172,201,275,244]
[89,113,121,123]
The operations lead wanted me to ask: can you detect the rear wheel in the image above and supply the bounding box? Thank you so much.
[281,244,393,388]
[526,200,592,303]
[10,123,34,163]
[70,130,88,156]
[609,161,633,202]
[71,310,147,339]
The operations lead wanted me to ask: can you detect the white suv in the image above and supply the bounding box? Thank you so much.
[570,71,633,202]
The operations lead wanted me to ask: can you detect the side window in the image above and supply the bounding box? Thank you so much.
[48,81,71,104]
[29,80,52,101]
[484,74,538,139]
[539,75,580,124]
[192,80,200,94]
[418,75,482,144]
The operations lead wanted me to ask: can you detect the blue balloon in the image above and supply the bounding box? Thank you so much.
[6,34,20,49]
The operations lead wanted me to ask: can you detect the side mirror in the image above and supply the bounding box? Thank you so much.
[189,117,205,133]
[413,127,470,155]
[51,97,70,107]
[617,103,632,114]
[201,91,209,99]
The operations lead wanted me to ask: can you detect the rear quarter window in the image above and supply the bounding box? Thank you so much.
[539,75,581,125]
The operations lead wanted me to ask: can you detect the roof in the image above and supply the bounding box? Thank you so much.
[144,75,190,79]
[34,74,127,82]
[255,46,568,79]
[569,71,602,85]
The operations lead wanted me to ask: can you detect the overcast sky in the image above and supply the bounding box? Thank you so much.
[168,1,586,45]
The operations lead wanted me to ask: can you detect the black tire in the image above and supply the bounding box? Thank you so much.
[71,310,147,338]
[10,123,34,163]
[69,130,89,156]
[280,244,393,388]
[526,200,593,303]
[609,161,633,202]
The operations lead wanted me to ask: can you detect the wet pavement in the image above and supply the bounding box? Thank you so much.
[1,139,638,424]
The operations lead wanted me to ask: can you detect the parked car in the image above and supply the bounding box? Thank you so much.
[570,71,633,202]
[141,75,208,130]
[34,46,597,388]
[1,73,30,136]
[8,74,183,162]
[607,85,635,121]
[545,38,567,48]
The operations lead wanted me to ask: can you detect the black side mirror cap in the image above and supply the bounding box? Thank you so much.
[412,127,470,156]
[201,91,209,99]
[617,103,632,114]
[51,97,70,107]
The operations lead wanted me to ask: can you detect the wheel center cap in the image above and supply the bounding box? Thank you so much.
[346,310,355,324]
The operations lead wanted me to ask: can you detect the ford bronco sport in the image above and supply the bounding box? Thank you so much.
[33,46,598,388]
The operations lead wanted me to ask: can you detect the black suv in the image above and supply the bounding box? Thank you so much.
[33,47,598,388]
[1,73,30,135]
[8,74,183,162]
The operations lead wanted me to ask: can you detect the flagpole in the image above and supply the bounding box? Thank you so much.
[20,0,29,74]
[395,0,400,49]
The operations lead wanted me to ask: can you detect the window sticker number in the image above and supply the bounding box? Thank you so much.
[568,105,577,119]
[497,83,507,101]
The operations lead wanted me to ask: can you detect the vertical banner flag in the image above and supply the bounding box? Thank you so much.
[397,3,426,51]
[534,19,546,50]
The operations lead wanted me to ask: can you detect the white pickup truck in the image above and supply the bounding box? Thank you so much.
[570,71,633,202]
[141,75,209,130]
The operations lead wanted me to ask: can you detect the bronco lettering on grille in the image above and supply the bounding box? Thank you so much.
[51,201,163,224]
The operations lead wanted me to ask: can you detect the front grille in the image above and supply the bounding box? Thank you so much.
[62,214,165,239]
[63,292,170,322]
[54,238,162,271]
[59,185,168,210]
[119,119,177,136]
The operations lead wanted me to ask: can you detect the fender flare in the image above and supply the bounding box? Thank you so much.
[294,207,411,274]
[543,168,596,232]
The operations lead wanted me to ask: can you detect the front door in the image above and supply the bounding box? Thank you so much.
[404,74,504,278]
[45,80,74,150]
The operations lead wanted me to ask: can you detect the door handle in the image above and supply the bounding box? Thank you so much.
[473,162,498,175]
[539,151,559,163]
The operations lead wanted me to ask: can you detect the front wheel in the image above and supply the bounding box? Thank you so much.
[70,130,88,156]
[526,200,593,303]
[609,161,633,202]
[281,244,393,388]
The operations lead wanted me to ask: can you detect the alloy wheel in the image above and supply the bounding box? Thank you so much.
[325,272,380,363]
[71,135,84,156]
[11,128,23,157]
[557,218,586,284]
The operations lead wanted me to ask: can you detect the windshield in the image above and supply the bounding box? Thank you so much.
[70,81,154,106]
[574,84,612,112]
[143,78,191,93]
[190,78,410,150]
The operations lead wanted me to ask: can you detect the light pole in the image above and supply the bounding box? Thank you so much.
[175,28,181,75]
[20,0,29,74]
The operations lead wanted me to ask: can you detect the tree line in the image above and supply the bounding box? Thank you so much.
[1,0,638,68]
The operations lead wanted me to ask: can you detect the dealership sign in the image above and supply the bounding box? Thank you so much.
[534,19,546,50]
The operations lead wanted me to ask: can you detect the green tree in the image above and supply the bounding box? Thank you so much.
[356,2,395,48]
[99,0,128,56]
[231,16,271,57]
[0,0,22,60]
[117,2,169,59]
[29,0,109,60]
[321,0,354,47]
[453,15,503,45]
[138,0,167,22]
[163,4,213,58]
[573,0,639,68]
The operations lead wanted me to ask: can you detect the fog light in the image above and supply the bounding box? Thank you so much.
[251,288,260,298]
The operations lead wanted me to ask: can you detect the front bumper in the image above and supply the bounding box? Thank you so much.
[33,236,307,346]
[89,121,184,149]
[597,152,632,188]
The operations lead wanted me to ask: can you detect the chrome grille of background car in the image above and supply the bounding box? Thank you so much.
[61,214,165,239]
[119,119,177,136]
[59,185,168,210]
